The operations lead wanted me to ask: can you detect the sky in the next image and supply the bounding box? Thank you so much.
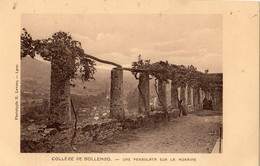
[22,14,222,73]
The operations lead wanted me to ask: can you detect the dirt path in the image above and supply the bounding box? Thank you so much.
[82,112,222,153]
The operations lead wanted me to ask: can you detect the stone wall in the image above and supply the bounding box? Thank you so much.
[21,111,178,152]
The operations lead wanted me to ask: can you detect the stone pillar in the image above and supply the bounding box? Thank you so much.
[177,87,181,100]
[194,86,202,111]
[202,90,205,100]
[110,67,124,120]
[180,86,186,104]
[193,87,198,106]
[187,85,191,105]
[211,92,215,105]
[138,72,150,116]
[205,91,210,99]
[185,84,188,105]
[49,60,71,125]
[153,97,158,107]
[199,88,203,104]
[196,87,200,105]
[171,80,178,109]
[158,79,167,109]
[190,87,194,106]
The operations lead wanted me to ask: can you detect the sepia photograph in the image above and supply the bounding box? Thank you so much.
[0,1,258,165]
[20,14,223,153]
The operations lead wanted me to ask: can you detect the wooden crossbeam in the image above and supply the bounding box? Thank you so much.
[122,67,166,73]
[85,53,166,73]
[85,53,122,67]
[84,53,221,80]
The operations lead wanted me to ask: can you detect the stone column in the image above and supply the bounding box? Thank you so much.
[199,88,203,104]
[180,86,186,104]
[185,83,188,105]
[158,79,167,109]
[202,90,205,100]
[190,87,194,106]
[206,91,211,99]
[193,87,198,106]
[177,87,181,100]
[187,85,191,105]
[49,60,71,126]
[194,86,201,111]
[211,91,215,105]
[110,67,124,120]
[171,80,178,109]
[196,87,200,105]
[138,72,150,116]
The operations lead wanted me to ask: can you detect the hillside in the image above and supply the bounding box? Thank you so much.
[21,57,138,97]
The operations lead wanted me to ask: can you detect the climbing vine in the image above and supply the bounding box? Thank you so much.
[131,55,221,92]
[131,55,223,120]
[21,28,96,85]
[132,55,200,85]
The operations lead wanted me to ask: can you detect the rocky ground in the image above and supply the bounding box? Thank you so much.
[21,109,222,153]
[74,110,222,153]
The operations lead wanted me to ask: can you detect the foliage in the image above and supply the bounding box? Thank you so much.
[131,55,171,82]
[200,75,223,92]
[131,55,222,92]
[21,28,96,84]
[132,55,199,85]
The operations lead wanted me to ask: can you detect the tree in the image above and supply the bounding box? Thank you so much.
[21,28,96,126]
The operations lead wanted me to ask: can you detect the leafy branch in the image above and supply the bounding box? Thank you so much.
[21,28,96,86]
[131,55,221,92]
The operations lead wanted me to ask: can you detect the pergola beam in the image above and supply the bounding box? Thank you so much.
[85,53,166,73]
[85,53,122,67]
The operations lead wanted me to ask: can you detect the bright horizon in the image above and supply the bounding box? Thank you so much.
[22,14,223,73]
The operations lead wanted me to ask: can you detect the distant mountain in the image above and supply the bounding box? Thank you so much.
[21,57,138,96]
